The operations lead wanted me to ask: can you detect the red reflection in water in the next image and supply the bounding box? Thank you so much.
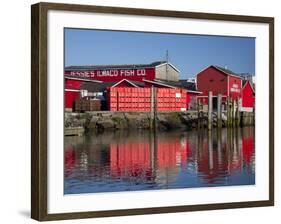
[109,137,191,179]
[110,142,151,178]
[196,139,229,184]
[64,145,76,177]
[242,138,254,164]
[156,139,190,168]
[64,128,255,184]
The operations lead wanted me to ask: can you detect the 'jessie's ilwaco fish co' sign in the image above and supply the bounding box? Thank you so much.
[65,68,153,82]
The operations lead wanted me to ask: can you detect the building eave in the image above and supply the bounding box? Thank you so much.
[187,90,202,94]
[155,62,180,73]
[195,65,242,79]
[65,76,103,83]
[111,79,140,88]
[143,79,177,89]
[213,65,242,79]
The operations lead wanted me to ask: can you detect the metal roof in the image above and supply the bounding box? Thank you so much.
[145,79,200,92]
[80,80,144,92]
[64,76,102,83]
[65,61,170,71]
[213,66,242,78]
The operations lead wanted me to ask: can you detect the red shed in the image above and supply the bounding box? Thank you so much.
[241,80,255,111]
[64,77,102,110]
[196,65,242,108]
[65,78,143,111]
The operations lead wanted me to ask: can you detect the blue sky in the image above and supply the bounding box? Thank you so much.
[64,28,255,79]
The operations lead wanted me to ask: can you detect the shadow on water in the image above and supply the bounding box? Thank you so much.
[64,127,255,194]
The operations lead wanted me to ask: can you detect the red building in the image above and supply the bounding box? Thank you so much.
[65,77,102,110]
[196,65,243,108]
[241,80,255,111]
[64,61,180,111]
[65,61,179,83]
[65,62,254,112]
[64,61,202,111]
[65,78,142,110]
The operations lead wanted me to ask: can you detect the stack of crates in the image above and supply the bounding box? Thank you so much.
[107,87,118,111]
[107,87,151,111]
[75,97,101,112]
[157,88,187,111]
[107,87,187,112]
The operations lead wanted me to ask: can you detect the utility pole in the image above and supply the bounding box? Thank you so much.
[166,50,169,80]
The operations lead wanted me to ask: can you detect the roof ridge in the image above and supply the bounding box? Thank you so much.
[213,65,241,78]
[65,61,168,69]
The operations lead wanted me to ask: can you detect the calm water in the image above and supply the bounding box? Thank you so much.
[64,127,255,194]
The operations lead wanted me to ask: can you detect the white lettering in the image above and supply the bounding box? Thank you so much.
[137,69,146,76]
[124,70,135,76]
[68,69,148,78]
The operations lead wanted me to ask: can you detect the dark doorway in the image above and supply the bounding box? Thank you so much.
[212,97,217,111]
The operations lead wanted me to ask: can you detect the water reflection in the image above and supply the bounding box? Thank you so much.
[64,127,255,194]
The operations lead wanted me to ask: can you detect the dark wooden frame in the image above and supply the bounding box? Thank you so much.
[31,2,274,221]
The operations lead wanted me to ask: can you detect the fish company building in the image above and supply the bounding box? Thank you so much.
[64,61,254,112]
[64,61,201,112]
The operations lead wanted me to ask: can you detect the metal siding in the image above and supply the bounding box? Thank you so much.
[155,64,179,81]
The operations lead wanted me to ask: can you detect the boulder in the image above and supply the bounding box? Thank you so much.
[96,119,115,130]
[125,113,150,129]
[157,113,183,130]
[112,113,128,129]
[87,115,100,129]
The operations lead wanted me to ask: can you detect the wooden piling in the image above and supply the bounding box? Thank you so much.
[150,86,154,129]
[229,98,232,127]
[232,99,235,128]
[236,99,240,127]
[153,87,158,130]
[226,97,230,128]
[197,99,201,129]
[208,91,213,130]
[217,93,222,129]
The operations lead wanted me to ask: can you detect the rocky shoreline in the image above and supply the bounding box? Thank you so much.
[65,111,254,135]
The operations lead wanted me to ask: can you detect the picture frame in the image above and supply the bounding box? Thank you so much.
[31,2,274,221]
